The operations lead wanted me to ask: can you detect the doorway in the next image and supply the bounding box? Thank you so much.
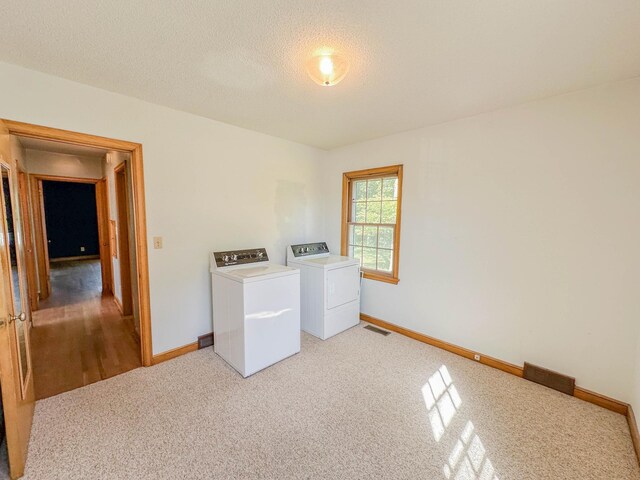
[4,120,153,386]
[21,150,141,399]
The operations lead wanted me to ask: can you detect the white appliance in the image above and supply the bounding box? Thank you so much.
[210,248,300,377]
[286,242,360,340]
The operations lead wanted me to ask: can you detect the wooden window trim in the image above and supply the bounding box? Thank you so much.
[341,164,403,284]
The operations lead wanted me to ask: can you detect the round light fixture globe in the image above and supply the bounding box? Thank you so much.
[305,52,348,87]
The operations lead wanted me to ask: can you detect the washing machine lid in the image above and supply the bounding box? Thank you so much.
[298,255,360,269]
[215,263,299,283]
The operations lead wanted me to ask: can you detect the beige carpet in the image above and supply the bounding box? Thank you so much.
[7,325,640,479]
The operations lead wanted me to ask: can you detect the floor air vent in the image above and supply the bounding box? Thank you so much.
[523,362,575,395]
[364,325,391,336]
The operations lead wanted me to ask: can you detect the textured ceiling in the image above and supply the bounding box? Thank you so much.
[1,1,640,149]
[17,136,107,158]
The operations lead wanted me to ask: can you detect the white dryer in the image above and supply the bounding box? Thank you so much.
[286,242,360,340]
[210,248,300,377]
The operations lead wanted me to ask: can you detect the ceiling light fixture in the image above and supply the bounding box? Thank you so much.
[305,51,348,87]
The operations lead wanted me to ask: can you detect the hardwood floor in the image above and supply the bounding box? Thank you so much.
[30,259,141,400]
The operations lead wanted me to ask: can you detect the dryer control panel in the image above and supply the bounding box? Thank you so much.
[290,242,330,257]
[212,248,269,268]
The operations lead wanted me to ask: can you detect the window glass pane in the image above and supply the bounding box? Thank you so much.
[378,226,394,249]
[377,249,393,272]
[365,202,381,223]
[367,179,382,200]
[352,246,363,265]
[381,200,397,223]
[354,180,367,201]
[362,247,377,269]
[363,226,377,247]
[382,177,398,200]
[353,225,363,245]
[354,202,366,222]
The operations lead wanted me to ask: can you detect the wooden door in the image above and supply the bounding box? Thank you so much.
[95,179,112,295]
[17,172,38,311]
[29,176,49,300]
[0,121,35,479]
[114,164,132,315]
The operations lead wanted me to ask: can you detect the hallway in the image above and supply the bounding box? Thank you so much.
[31,259,141,399]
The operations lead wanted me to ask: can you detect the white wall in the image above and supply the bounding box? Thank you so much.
[323,78,640,404]
[25,149,102,178]
[0,61,324,355]
[2,60,638,407]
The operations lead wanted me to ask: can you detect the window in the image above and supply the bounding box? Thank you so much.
[341,165,403,284]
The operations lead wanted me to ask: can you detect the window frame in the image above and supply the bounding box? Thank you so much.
[341,164,403,285]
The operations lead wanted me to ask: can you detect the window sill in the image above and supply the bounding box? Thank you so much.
[362,271,399,285]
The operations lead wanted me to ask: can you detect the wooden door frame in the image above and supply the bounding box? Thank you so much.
[2,119,153,367]
[95,178,112,296]
[113,162,132,316]
[29,175,50,301]
[30,174,109,297]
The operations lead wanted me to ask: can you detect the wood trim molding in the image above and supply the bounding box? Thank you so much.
[112,295,123,315]
[4,119,153,367]
[2,119,139,152]
[628,405,640,467]
[29,176,50,300]
[130,144,153,367]
[30,173,100,184]
[360,313,632,416]
[343,164,404,179]
[50,255,100,262]
[95,178,112,296]
[151,342,198,366]
[360,313,523,377]
[361,271,400,285]
[574,387,628,416]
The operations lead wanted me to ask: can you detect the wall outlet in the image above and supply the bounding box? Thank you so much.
[153,236,163,249]
[80,246,85,252]
[474,354,481,361]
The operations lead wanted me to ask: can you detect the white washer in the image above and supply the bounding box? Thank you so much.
[210,248,300,377]
[286,242,360,340]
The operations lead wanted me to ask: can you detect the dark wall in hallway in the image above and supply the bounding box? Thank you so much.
[42,181,99,259]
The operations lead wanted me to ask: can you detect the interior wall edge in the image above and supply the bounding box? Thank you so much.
[627,404,640,468]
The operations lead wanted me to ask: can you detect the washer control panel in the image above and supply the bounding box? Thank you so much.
[290,242,330,257]
[213,248,268,267]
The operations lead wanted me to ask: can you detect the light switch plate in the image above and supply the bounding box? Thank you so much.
[153,236,163,249]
